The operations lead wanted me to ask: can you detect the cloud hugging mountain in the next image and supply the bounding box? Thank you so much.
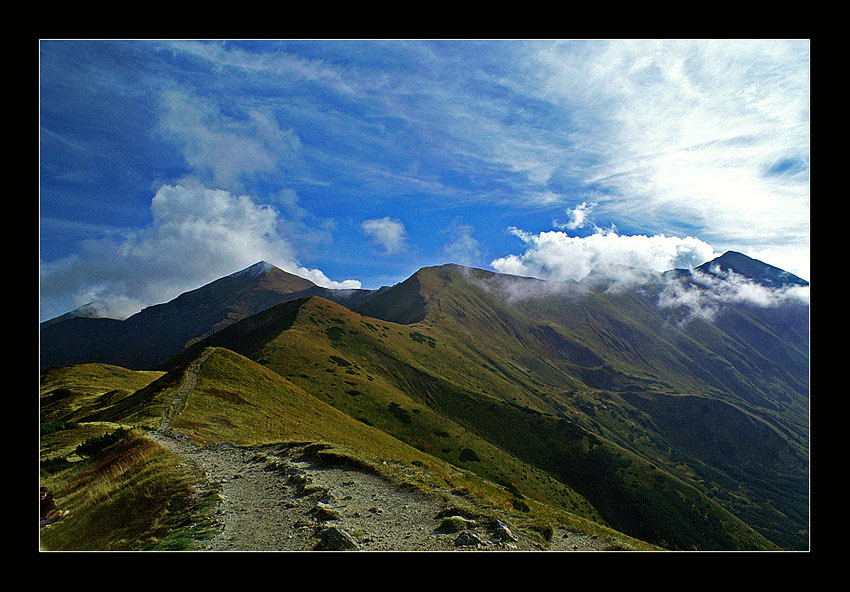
[41,251,808,551]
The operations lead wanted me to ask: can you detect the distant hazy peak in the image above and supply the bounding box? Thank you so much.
[696,251,809,287]
[41,301,114,327]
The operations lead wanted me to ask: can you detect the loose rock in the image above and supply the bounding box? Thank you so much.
[454,531,483,547]
[494,519,517,542]
[314,526,360,551]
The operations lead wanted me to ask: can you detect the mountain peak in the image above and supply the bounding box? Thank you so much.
[41,301,115,327]
[232,260,281,280]
[696,251,808,287]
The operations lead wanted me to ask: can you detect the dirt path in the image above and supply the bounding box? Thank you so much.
[147,348,612,551]
[158,347,217,431]
[149,431,614,551]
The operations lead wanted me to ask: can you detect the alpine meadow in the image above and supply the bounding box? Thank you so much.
[39,39,810,552]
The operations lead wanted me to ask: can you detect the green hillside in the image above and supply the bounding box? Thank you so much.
[40,350,652,550]
[355,264,808,549]
[40,260,807,551]
[167,281,788,550]
[40,363,164,425]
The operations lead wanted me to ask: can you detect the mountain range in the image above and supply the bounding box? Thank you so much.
[39,252,810,551]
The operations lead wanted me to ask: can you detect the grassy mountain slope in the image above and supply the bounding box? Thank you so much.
[40,363,164,424]
[354,264,808,549]
[167,292,780,550]
[40,427,217,550]
[41,349,653,550]
[41,254,807,550]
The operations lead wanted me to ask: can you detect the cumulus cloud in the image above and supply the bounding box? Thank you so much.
[485,224,808,320]
[491,227,717,286]
[40,183,360,320]
[361,217,407,254]
[657,267,810,323]
[442,224,483,267]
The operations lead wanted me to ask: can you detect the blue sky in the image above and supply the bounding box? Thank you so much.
[39,40,810,320]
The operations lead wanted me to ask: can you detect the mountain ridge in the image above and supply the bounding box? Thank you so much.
[40,262,377,369]
[158,265,805,548]
[40,252,809,550]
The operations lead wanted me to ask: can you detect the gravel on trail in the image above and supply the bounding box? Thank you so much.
[149,430,611,552]
[148,346,613,551]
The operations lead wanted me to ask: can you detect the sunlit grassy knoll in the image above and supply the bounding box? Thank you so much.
[40,363,164,424]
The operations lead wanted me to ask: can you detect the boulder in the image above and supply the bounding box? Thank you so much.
[494,519,517,542]
[454,531,483,547]
[310,503,341,522]
[438,515,476,533]
[314,526,360,551]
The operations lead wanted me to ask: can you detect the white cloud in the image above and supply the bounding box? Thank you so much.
[487,224,808,320]
[525,40,809,257]
[442,224,483,267]
[361,217,407,254]
[491,227,717,284]
[658,267,810,323]
[40,183,360,320]
[554,201,596,231]
[294,267,361,290]
[158,88,300,190]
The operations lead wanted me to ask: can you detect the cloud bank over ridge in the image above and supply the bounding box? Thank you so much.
[487,224,808,322]
[491,227,717,283]
[40,183,361,320]
[657,266,809,323]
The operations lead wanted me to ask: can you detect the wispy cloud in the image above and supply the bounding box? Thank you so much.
[521,40,809,255]
[361,217,408,255]
[161,41,809,260]
[442,224,483,267]
[157,87,300,191]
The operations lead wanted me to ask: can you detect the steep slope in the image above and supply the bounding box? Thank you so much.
[351,263,809,549]
[165,294,780,550]
[40,262,374,370]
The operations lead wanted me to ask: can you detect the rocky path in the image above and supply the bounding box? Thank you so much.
[150,430,614,551]
[147,347,614,551]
